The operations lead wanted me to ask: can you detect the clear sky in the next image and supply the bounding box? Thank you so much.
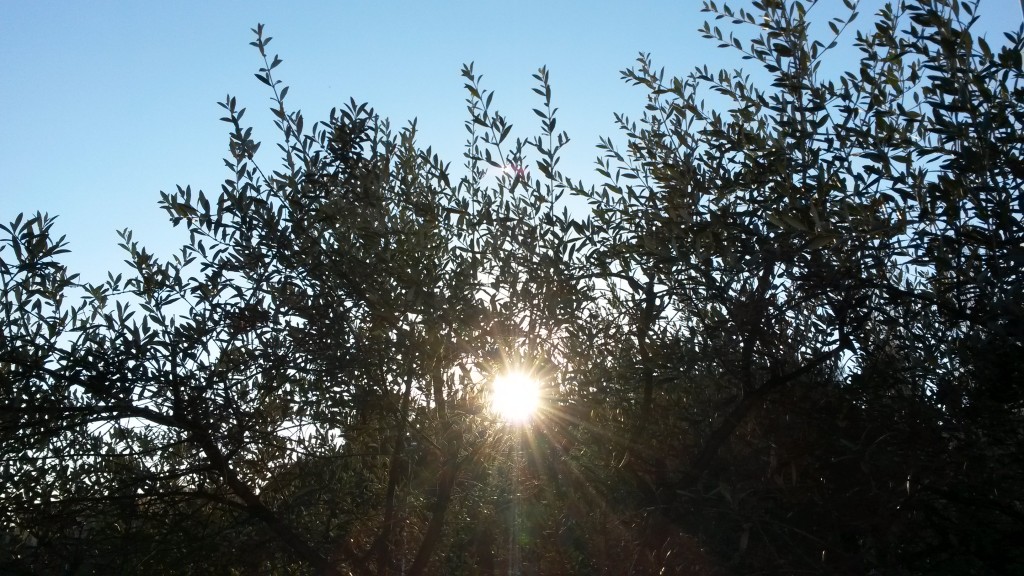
[2,1,1021,282]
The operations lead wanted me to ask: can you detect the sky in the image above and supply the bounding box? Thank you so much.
[2,1,1022,283]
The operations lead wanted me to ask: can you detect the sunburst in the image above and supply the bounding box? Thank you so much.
[490,372,540,424]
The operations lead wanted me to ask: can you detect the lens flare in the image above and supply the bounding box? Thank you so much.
[491,372,540,423]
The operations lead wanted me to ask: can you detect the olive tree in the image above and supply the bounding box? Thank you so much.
[4,2,1023,574]
[573,0,1023,573]
[0,25,596,576]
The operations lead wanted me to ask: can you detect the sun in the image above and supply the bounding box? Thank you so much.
[490,372,541,424]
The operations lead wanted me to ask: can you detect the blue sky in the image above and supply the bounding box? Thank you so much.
[2,1,1021,282]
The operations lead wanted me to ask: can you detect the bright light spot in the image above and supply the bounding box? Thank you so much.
[484,163,530,182]
[491,372,540,424]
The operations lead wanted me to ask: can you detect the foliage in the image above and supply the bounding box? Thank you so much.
[3,2,1023,575]
[576,0,1024,573]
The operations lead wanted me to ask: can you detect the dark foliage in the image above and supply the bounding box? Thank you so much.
[3,2,1022,574]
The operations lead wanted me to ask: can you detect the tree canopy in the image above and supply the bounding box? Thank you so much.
[3,1,1023,574]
